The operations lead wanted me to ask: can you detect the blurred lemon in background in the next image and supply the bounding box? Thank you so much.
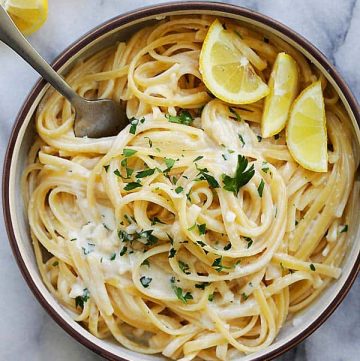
[1,0,48,35]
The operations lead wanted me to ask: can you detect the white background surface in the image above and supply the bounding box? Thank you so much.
[0,1,359,360]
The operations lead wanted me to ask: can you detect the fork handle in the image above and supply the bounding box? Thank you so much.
[0,5,81,103]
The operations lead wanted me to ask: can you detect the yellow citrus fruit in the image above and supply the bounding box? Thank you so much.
[2,0,48,36]
[261,52,299,138]
[286,81,328,172]
[199,19,269,104]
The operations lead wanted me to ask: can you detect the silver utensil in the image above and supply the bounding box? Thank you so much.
[0,6,127,138]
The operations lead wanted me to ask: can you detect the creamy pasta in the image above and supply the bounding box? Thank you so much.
[23,15,357,360]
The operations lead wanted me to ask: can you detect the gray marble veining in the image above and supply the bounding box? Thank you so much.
[0,1,358,360]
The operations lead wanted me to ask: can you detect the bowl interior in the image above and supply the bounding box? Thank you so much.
[5,5,360,361]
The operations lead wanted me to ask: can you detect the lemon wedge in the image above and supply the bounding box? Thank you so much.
[199,19,269,104]
[261,52,298,138]
[286,81,328,172]
[2,0,48,35]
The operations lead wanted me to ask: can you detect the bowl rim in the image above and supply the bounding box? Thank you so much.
[2,1,360,361]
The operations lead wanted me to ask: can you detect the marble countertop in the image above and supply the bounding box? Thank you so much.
[0,1,359,360]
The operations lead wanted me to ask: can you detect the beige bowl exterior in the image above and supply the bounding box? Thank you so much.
[2,2,360,360]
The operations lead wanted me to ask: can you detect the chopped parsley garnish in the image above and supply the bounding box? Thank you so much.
[151,217,164,225]
[70,238,77,242]
[82,243,95,255]
[114,169,121,177]
[124,182,142,191]
[208,293,214,302]
[141,259,150,267]
[123,149,137,157]
[197,223,207,235]
[212,257,232,272]
[257,135,262,142]
[170,277,193,303]
[188,224,196,231]
[193,155,204,163]
[140,276,152,288]
[222,155,255,195]
[224,243,232,251]
[195,282,210,290]
[129,117,145,134]
[274,134,280,140]
[241,292,249,301]
[175,186,184,194]
[136,168,156,178]
[166,110,193,125]
[110,253,116,261]
[229,107,241,121]
[238,134,245,147]
[103,165,109,172]
[138,230,158,246]
[75,288,90,309]
[310,264,316,271]
[295,220,299,226]
[52,261,59,267]
[169,248,177,258]
[120,246,127,256]
[222,154,229,161]
[144,136,152,147]
[340,225,348,233]
[178,260,191,275]
[195,165,220,189]
[244,237,253,248]
[164,158,176,173]
[258,179,265,197]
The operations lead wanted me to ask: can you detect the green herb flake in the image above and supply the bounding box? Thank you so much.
[144,136,152,148]
[123,149,137,157]
[222,154,229,161]
[208,293,214,302]
[229,107,241,121]
[193,155,204,163]
[110,253,116,261]
[52,261,59,267]
[197,223,207,235]
[75,288,90,309]
[169,248,177,258]
[257,135,262,142]
[103,165,109,172]
[195,282,210,290]
[195,165,220,189]
[274,134,280,140]
[238,134,245,147]
[178,260,191,275]
[164,158,176,171]
[188,224,196,231]
[241,292,249,301]
[212,257,232,272]
[224,243,232,251]
[170,277,193,303]
[166,110,193,125]
[310,264,316,271]
[140,276,152,288]
[70,238,77,242]
[340,225,348,233]
[129,117,145,135]
[175,186,184,194]
[258,179,265,197]
[136,168,156,178]
[124,182,142,191]
[244,237,253,248]
[222,155,255,195]
[151,217,165,225]
[114,169,121,177]
[120,246,128,256]
[141,259,150,267]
